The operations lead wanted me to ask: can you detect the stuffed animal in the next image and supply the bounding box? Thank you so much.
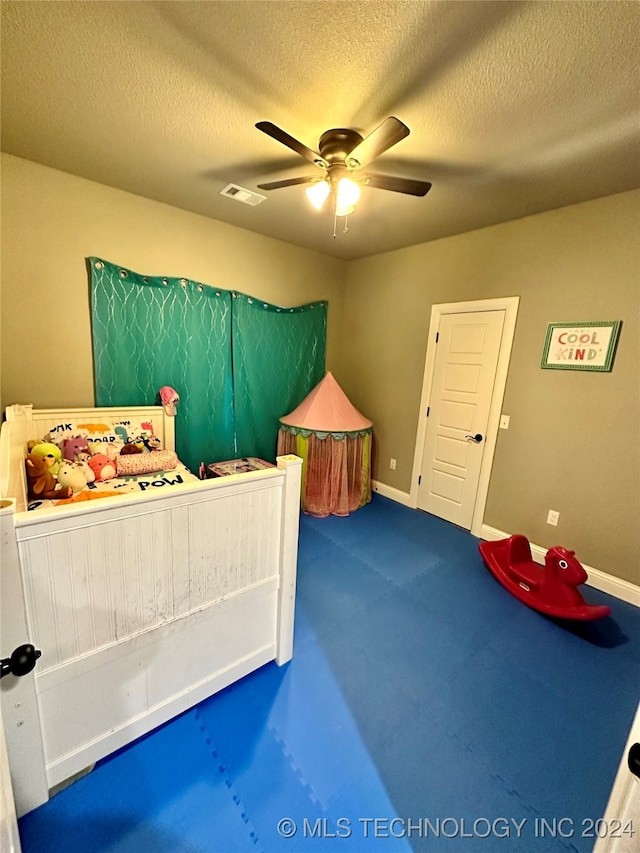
[27,441,63,476]
[159,386,179,416]
[25,453,72,501]
[75,451,96,484]
[142,435,162,452]
[88,454,117,481]
[88,438,124,460]
[56,461,88,494]
[120,443,143,455]
[63,436,90,462]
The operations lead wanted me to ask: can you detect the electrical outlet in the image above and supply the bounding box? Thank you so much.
[390,458,397,470]
[547,509,559,526]
[499,414,510,429]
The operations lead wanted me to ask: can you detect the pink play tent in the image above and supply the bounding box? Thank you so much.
[277,371,372,517]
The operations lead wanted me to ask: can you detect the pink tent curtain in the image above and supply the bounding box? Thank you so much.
[277,429,371,517]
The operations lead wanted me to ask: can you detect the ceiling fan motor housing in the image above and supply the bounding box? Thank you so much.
[318,129,364,164]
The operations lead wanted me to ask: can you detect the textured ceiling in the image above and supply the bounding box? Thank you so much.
[2,1,639,260]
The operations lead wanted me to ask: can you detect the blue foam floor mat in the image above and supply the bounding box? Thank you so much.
[18,496,640,852]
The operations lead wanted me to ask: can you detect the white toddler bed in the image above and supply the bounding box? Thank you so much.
[0,404,302,817]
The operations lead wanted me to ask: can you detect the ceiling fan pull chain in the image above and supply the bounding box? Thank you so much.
[333,211,338,239]
[343,214,349,234]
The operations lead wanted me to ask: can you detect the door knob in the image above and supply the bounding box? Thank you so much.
[465,434,483,442]
[0,643,41,679]
[629,743,640,779]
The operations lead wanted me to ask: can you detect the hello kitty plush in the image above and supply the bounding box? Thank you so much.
[159,386,179,416]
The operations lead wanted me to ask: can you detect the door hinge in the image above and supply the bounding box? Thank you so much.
[418,475,422,485]
[435,332,439,343]
[426,406,430,417]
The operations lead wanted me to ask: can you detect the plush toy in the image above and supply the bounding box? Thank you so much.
[28,441,63,476]
[142,435,162,452]
[88,454,117,481]
[159,386,179,416]
[116,450,178,476]
[88,438,124,461]
[63,436,90,462]
[120,443,143,455]
[56,461,88,494]
[75,451,96,484]
[25,453,72,501]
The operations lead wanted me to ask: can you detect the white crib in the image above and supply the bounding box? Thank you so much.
[0,405,302,817]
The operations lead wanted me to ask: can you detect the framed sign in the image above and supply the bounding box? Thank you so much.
[541,321,621,371]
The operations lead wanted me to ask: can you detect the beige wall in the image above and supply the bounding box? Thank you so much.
[0,154,346,411]
[2,154,638,584]
[339,190,640,584]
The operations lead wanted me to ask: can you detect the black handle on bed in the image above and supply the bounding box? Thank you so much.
[0,643,41,679]
[629,743,640,780]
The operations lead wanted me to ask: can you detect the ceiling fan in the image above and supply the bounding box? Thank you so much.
[255,117,432,226]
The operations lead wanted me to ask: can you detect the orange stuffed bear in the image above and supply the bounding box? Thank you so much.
[25,453,72,501]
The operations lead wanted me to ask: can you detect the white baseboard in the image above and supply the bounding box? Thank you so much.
[480,524,640,609]
[371,480,414,507]
[369,488,639,609]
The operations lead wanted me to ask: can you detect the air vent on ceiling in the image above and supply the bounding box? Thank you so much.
[220,184,266,206]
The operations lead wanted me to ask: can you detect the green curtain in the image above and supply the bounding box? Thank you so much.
[91,259,235,472]
[232,293,327,461]
[90,259,326,471]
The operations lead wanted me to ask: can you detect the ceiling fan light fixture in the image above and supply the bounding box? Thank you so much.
[335,201,356,217]
[335,177,361,217]
[305,180,331,210]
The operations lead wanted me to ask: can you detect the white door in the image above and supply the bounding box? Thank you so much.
[417,310,505,528]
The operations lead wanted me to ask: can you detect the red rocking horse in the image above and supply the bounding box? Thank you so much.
[478,535,611,621]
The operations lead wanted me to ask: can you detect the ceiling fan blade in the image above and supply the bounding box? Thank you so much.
[346,117,410,169]
[362,173,432,196]
[257,176,318,190]
[256,122,327,168]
